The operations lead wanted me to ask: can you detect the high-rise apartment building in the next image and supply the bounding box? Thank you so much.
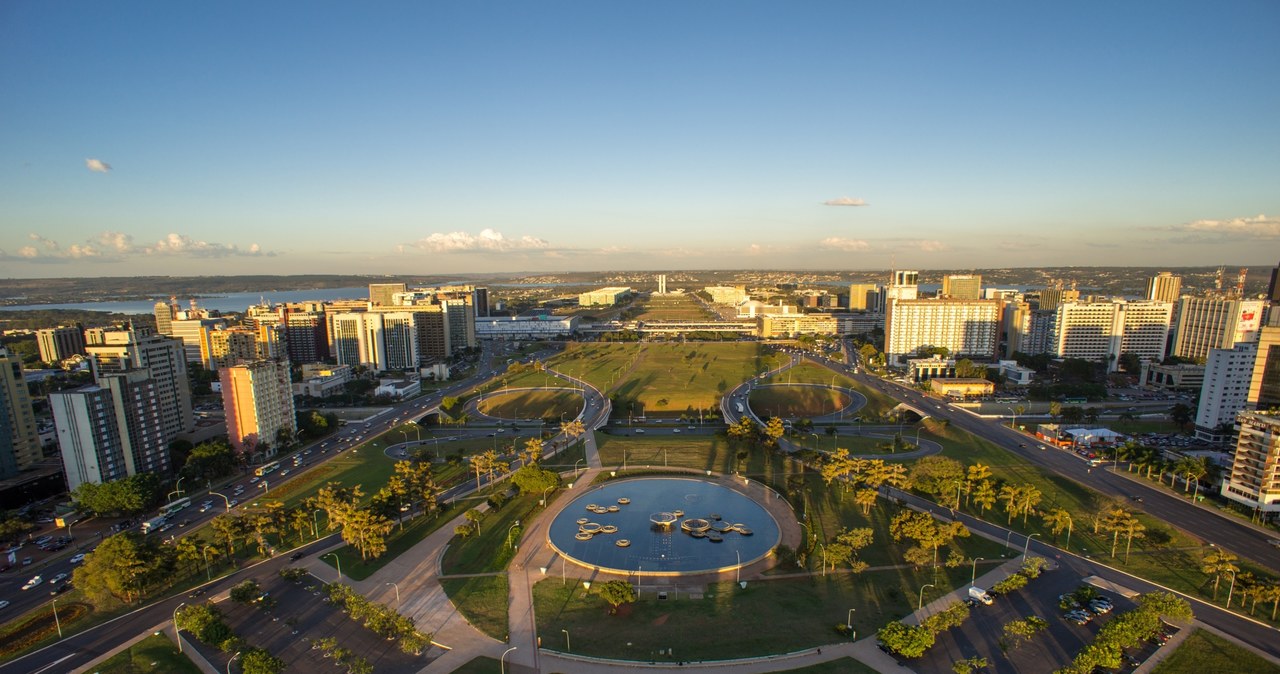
[96,370,169,476]
[941,275,983,300]
[1053,300,1172,371]
[280,308,328,363]
[36,326,86,363]
[220,360,297,455]
[1219,410,1280,516]
[1247,326,1280,410]
[1194,342,1257,443]
[0,348,41,478]
[847,284,880,311]
[154,299,178,336]
[169,317,226,365]
[1003,302,1032,358]
[1267,261,1280,303]
[657,275,667,295]
[86,328,194,441]
[369,282,408,307]
[1173,298,1266,362]
[885,299,1001,366]
[1036,287,1079,312]
[1147,272,1183,303]
[331,312,419,372]
[51,386,126,491]
[200,325,279,370]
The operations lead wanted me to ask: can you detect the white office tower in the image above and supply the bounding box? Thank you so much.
[1174,298,1266,362]
[1194,343,1257,443]
[86,328,194,441]
[885,299,1001,366]
[886,270,919,302]
[1053,300,1172,372]
[331,312,419,372]
[1146,272,1182,303]
[1220,410,1280,516]
[658,275,667,294]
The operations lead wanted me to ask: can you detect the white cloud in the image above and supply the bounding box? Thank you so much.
[145,233,270,257]
[820,236,871,251]
[404,228,549,253]
[823,197,868,207]
[1178,214,1279,239]
[18,246,38,258]
[85,158,112,173]
[96,231,135,253]
[919,240,948,252]
[29,233,60,251]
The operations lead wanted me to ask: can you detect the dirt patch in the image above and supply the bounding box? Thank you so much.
[650,612,669,626]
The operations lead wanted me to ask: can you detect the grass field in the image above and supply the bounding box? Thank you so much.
[748,386,849,418]
[442,492,557,575]
[452,656,502,674]
[1151,629,1280,674]
[534,564,982,661]
[548,343,785,417]
[440,575,510,641]
[633,295,715,321]
[92,633,202,674]
[478,389,582,420]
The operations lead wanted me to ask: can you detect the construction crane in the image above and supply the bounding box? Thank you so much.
[1236,267,1248,299]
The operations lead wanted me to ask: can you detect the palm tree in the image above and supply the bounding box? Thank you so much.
[1201,548,1239,600]
[1042,508,1074,548]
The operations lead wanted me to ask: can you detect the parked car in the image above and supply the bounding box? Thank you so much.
[1065,610,1092,625]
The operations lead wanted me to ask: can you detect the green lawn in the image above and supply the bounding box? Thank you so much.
[92,633,203,674]
[749,386,849,418]
[764,361,856,388]
[452,656,503,674]
[321,502,462,581]
[440,576,510,642]
[548,343,786,417]
[478,389,582,419]
[1152,629,1280,674]
[535,565,980,661]
[633,295,716,321]
[442,492,555,575]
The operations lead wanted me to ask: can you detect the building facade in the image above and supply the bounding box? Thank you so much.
[36,326,86,363]
[1195,342,1257,443]
[941,274,983,300]
[220,360,297,455]
[1220,410,1280,517]
[579,287,633,306]
[1173,298,1266,362]
[885,299,1001,366]
[1247,326,1280,410]
[476,315,579,339]
[1147,272,1183,303]
[86,328,194,441]
[369,282,407,307]
[1053,300,1171,371]
[0,348,41,478]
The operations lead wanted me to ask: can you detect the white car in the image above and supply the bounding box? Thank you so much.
[249,476,261,484]
[50,573,68,584]
[22,575,43,590]
[0,600,9,609]
[70,553,86,564]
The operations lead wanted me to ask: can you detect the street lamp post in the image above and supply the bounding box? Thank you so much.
[324,552,342,580]
[847,608,855,631]
[51,598,63,639]
[1004,529,1014,554]
[1023,533,1041,558]
[542,485,554,507]
[562,628,571,653]
[386,582,400,610]
[918,583,936,611]
[574,459,584,478]
[210,492,232,512]
[1226,569,1238,607]
[202,546,212,581]
[501,646,517,674]
[507,520,522,549]
[227,651,241,674]
[971,557,984,586]
[312,508,324,539]
[173,601,186,652]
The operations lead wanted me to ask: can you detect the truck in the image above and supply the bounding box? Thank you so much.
[968,586,994,605]
[141,516,167,534]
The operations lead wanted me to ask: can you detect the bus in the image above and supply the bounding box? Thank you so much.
[161,497,191,518]
[735,402,745,414]
[255,460,281,477]
[1063,397,1087,405]
[141,515,167,534]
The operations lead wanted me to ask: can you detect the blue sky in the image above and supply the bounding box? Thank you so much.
[2,2,1278,277]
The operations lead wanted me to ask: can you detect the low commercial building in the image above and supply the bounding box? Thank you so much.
[705,286,748,305]
[757,313,838,338]
[996,360,1035,385]
[293,364,352,398]
[578,287,633,306]
[929,378,994,399]
[376,377,421,400]
[475,315,578,339]
[907,355,955,382]
[1139,362,1205,391]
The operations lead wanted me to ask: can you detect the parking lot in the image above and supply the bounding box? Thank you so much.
[913,565,1167,674]
[188,569,433,673]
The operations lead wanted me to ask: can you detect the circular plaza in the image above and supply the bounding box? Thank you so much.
[547,477,781,576]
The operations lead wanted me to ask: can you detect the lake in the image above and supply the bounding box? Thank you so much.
[0,287,370,315]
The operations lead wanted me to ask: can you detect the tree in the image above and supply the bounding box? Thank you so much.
[877,621,935,658]
[1001,616,1048,649]
[210,514,248,556]
[1168,403,1194,430]
[1201,548,1239,600]
[240,647,287,674]
[597,580,637,614]
[971,480,996,514]
[511,464,560,495]
[1042,508,1074,547]
[71,473,162,516]
[964,464,992,506]
[909,456,966,501]
[1117,352,1142,373]
[74,532,162,605]
[465,508,484,534]
[952,656,989,674]
[181,441,238,482]
[854,488,878,515]
[176,602,232,645]
[341,507,395,560]
[762,417,786,446]
[230,579,263,604]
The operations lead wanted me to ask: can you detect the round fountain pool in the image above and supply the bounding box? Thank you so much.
[547,477,781,576]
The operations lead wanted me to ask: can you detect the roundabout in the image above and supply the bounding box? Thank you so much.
[547,477,781,576]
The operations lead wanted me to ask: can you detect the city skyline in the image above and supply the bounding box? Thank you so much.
[2,2,1278,278]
